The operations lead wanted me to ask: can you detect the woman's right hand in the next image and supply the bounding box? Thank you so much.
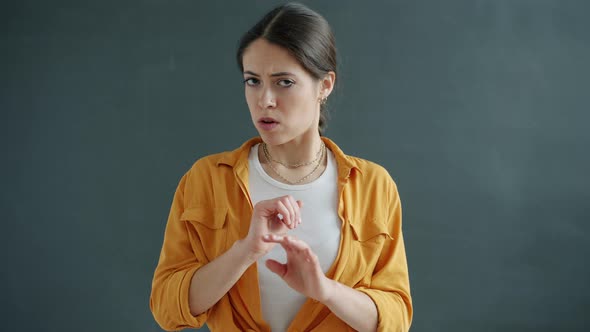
[241,195,303,261]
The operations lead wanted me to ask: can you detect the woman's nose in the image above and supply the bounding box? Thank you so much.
[258,87,277,109]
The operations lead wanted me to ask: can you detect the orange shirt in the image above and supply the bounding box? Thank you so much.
[150,137,413,331]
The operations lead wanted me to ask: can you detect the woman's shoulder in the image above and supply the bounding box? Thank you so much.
[347,154,388,173]
[345,154,397,183]
[325,138,390,175]
[189,151,232,169]
[185,137,262,176]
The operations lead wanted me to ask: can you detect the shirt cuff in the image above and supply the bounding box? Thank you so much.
[178,265,208,329]
[356,288,411,332]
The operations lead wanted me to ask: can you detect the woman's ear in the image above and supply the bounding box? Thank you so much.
[319,71,336,98]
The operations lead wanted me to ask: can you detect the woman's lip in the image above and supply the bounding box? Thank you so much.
[259,121,279,131]
[259,117,278,123]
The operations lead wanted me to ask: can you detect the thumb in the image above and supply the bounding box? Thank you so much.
[296,200,304,209]
[265,259,287,278]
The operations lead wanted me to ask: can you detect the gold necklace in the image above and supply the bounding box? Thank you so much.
[262,142,326,185]
[262,141,325,168]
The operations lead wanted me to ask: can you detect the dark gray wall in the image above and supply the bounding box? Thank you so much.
[2,1,589,331]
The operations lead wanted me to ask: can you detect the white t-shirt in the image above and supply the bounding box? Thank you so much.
[248,143,341,331]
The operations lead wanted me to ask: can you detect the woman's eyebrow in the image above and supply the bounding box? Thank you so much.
[243,70,296,77]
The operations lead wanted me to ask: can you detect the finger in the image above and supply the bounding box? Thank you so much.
[283,235,309,252]
[263,234,306,251]
[275,200,292,228]
[280,195,296,227]
[285,241,319,267]
[287,195,301,226]
[265,259,287,277]
[281,238,320,268]
[262,235,296,252]
[262,234,281,243]
[296,201,304,225]
[303,247,318,264]
[264,236,318,267]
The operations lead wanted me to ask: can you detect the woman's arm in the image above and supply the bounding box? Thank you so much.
[188,239,255,315]
[322,280,378,332]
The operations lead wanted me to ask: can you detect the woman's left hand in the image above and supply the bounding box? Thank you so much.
[262,234,334,303]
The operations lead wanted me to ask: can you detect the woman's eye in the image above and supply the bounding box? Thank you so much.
[278,79,294,87]
[243,78,259,86]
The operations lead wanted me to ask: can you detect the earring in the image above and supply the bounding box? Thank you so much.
[318,96,328,105]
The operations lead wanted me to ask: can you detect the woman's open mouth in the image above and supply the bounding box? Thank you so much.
[259,117,279,130]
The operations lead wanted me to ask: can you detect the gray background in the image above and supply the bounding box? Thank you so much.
[2,0,589,331]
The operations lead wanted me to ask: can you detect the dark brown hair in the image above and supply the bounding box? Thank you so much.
[236,2,337,135]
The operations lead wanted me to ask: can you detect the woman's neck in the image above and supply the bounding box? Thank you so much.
[258,134,328,185]
[262,134,324,166]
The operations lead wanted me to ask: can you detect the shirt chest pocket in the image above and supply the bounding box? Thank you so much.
[181,207,229,260]
[344,215,394,285]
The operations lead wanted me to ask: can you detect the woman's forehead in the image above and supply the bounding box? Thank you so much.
[242,39,306,76]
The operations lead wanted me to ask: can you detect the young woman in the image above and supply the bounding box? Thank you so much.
[150,3,412,331]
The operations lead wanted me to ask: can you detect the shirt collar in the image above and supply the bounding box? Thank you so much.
[216,136,363,180]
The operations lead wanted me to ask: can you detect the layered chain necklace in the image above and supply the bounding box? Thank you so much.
[262,141,326,185]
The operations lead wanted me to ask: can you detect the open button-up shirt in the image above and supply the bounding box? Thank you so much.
[150,137,412,331]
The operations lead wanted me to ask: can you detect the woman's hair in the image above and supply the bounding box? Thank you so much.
[236,2,337,135]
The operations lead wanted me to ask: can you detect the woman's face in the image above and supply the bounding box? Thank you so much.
[242,38,323,145]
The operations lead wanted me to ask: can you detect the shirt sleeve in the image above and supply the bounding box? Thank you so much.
[355,179,413,332]
[149,171,209,331]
